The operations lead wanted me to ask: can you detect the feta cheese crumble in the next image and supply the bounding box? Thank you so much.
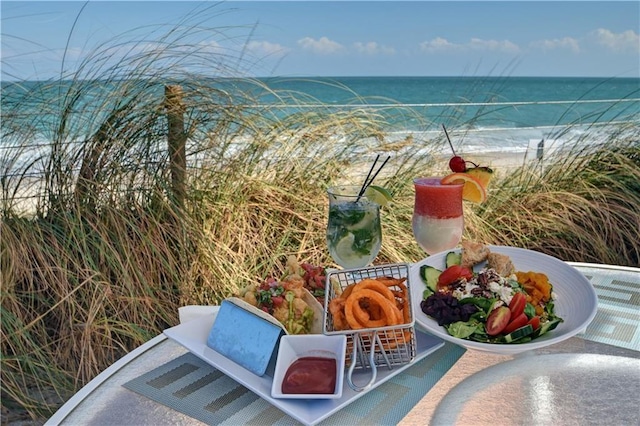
[449,268,517,306]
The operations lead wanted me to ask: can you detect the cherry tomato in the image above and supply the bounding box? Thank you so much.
[503,313,529,335]
[509,292,526,318]
[527,315,541,330]
[485,306,511,336]
[437,265,474,291]
[272,295,284,306]
[449,155,467,172]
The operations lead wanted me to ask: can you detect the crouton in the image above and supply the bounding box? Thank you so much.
[460,241,490,268]
[487,252,515,276]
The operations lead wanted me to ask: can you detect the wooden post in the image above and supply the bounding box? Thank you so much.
[165,85,187,209]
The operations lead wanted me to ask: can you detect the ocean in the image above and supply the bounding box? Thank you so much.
[1,76,639,166]
[253,76,640,157]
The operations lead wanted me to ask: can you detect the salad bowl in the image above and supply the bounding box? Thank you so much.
[409,245,598,355]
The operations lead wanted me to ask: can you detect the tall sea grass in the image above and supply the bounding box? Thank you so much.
[1,5,639,422]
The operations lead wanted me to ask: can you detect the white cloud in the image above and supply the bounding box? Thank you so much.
[419,37,461,53]
[199,40,225,54]
[420,37,520,53]
[353,41,395,55]
[528,29,639,55]
[246,40,289,57]
[530,37,581,53]
[468,38,520,53]
[591,28,639,53]
[297,36,345,54]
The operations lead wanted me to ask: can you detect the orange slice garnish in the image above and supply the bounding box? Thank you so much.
[441,173,487,203]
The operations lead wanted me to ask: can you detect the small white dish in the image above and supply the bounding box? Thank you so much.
[271,334,347,399]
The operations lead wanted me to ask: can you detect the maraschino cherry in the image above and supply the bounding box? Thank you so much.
[449,155,466,172]
[443,125,467,172]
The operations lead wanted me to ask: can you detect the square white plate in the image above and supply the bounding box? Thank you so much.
[163,309,444,426]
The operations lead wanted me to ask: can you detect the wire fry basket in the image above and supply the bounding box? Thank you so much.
[323,263,416,391]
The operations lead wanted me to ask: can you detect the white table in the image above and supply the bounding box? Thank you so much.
[46,263,640,426]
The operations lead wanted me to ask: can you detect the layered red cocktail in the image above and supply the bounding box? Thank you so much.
[412,177,464,255]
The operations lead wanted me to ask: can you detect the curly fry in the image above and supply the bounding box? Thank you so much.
[395,282,411,325]
[351,279,396,303]
[352,297,388,328]
[374,277,407,288]
[329,297,349,330]
[372,277,409,324]
[345,289,401,329]
[341,282,357,300]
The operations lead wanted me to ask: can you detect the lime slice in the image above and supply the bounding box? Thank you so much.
[365,185,393,206]
[347,208,376,230]
[334,233,359,263]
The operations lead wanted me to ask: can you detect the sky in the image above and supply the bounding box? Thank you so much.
[1,1,639,81]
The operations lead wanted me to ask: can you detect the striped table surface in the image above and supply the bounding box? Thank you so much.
[124,341,465,426]
[572,263,639,351]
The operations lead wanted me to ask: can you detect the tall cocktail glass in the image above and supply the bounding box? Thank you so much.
[326,185,382,269]
[412,177,464,255]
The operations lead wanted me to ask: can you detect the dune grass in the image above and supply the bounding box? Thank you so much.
[467,137,640,265]
[1,8,639,421]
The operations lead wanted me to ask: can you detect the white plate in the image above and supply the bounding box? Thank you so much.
[163,310,444,426]
[410,245,598,355]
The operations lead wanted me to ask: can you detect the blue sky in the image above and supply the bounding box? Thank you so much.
[2,1,639,80]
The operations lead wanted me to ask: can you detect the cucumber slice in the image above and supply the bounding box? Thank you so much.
[423,288,434,299]
[420,265,442,293]
[502,324,534,343]
[533,317,563,338]
[445,251,462,268]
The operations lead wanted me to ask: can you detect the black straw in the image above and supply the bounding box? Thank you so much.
[358,155,380,198]
[357,154,390,201]
[366,156,390,188]
[442,124,456,156]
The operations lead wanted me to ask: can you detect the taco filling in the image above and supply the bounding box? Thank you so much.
[240,273,317,334]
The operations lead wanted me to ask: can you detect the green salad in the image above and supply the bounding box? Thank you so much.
[418,252,563,344]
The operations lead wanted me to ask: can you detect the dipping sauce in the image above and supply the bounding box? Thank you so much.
[281,356,337,394]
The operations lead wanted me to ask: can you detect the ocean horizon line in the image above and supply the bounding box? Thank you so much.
[2,75,640,84]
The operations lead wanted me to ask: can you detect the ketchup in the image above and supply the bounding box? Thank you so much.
[281,356,337,394]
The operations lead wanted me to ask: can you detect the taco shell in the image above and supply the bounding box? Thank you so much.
[302,287,324,334]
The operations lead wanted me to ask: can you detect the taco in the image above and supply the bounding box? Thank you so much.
[238,272,323,334]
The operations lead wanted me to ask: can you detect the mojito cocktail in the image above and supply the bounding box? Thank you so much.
[326,185,382,269]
